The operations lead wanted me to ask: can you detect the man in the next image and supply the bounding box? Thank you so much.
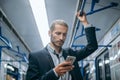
[26,12,98,80]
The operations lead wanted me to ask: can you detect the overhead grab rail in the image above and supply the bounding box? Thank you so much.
[0,25,28,63]
[71,0,118,77]
[0,25,13,67]
[91,0,100,11]
[0,43,28,63]
[0,45,29,63]
[87,2,118,15]
[0,10,31,52]
[8,46,28,63]
[0,26,12,48]
[71,0,118,48]
[0,10,28,63]
[79,0,86,16]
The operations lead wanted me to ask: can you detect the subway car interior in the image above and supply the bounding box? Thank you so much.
[0,0,120,80]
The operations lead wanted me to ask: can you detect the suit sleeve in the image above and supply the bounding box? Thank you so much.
[26,53,59,80]
[70,27,98,61]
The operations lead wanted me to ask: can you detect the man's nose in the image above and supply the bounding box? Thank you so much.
[60,34,65,40]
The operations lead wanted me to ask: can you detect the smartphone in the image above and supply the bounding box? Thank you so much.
[66,56,76,64]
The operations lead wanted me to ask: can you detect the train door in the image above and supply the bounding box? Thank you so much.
[95,48,111,80]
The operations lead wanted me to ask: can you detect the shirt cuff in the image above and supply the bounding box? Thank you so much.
[84,24,93,28]
[53,69,59,77]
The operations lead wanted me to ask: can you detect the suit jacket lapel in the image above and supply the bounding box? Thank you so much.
[44,48,55,68]
[44,48,68,68]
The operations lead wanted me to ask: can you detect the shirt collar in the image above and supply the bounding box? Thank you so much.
[47,44,63,57]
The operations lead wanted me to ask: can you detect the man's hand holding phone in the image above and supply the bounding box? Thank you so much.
[54,56,76,76]
[66,56,76,64]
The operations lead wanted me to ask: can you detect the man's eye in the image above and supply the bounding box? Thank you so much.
[56,32,61,35]
[63,33,67,36]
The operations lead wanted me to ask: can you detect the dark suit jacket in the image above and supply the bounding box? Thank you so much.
[26,27,98,80]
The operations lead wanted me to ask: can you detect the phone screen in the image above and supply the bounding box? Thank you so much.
[66,56,76,64]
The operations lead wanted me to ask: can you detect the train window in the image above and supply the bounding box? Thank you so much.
[6,64,19,80]
[96,48,110,80]
[104,52,111,80]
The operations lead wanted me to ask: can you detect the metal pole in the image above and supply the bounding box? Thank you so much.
[0,47,2,80]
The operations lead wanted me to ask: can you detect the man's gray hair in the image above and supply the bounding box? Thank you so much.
[50,20,68,31]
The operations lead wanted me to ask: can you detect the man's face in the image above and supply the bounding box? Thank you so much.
[49,24,68,48]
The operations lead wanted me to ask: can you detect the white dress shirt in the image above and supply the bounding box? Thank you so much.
[47,44,72,80]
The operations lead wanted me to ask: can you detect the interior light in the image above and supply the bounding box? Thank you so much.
[29,0,50,47]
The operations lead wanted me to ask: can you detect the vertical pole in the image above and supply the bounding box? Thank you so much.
[95,58,98,80]
[18,61,22,80]
[0,21,2,36]
[0,26,1,35]
[81,60,84,77]
[0,47,2,68]
[0,47,2,80]
[80,0,86,16]
[71,20,80,48]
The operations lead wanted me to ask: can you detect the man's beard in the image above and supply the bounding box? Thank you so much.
[52,41,62,48]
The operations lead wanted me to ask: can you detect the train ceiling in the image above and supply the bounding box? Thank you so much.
[0,0,120,53]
